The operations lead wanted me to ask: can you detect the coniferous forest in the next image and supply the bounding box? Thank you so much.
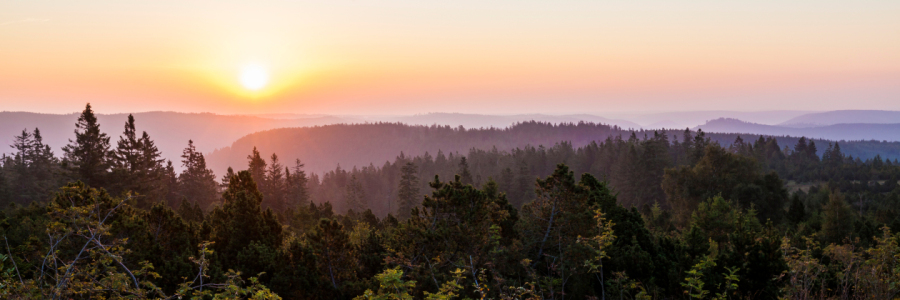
[6,104,900,299]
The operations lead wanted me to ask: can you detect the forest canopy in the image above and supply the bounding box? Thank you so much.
[3,104,900,299]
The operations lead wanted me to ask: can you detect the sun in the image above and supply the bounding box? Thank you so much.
[239,63,269,91]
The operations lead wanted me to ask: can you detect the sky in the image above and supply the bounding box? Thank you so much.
[1,1,899,115]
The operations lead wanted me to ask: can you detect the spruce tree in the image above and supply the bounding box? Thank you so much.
[345,174,366,212]
[264,153,286,211]
[10,128,61,203]
[113,114,165,205]
[62,103,113,187]
[162,160,179,206]
[10,129,33,202]
[29,128,59,196]
[114,115,142,176]
[247,147,267,188]
[821,190,855,244]
[458,156,473,185]
[787,194,806,224]
[221,166,236,187]
[396,162,419,220]
[177,140,218,209]
[289,159,310,208]
[514,160,532,207]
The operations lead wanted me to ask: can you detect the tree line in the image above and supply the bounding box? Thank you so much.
[2,103,900,299]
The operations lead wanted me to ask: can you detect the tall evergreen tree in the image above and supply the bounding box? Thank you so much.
[177,140,218,209]
[514,160,532,207]
[458,156,473,185]
[397,162,419,219]
[345,174,366,212]
[113,114,165,206]
[221,166,236,187]
[162,160,179,206]
[264,153,286,211]
[821,190,855,244]
[29,128,57,183]
[288,159,310,208]
[62,103,113,187]
[10,129,34,202]
[247,147,268,188]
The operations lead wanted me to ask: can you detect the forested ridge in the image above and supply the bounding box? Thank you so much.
[3,104,900,299]
[204,119,900,176]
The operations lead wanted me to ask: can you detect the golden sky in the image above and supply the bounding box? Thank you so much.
[1,1,899,114]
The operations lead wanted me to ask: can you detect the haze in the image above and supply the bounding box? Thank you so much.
[3,0,899,115]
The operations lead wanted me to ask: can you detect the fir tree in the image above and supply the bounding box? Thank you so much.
[397,162,419,220]
[113,114,165,206]
[221,166,236,187]
[177,140,218,209]
[264,153,286,211]
[458,156,473,185]
[821,190,855,244]
[62,103,113,187]
[247,147,267,188]
[289,159,310,208]
[345,174,366,212]
[787,194,806,224]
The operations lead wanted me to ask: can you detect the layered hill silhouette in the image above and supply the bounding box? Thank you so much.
[779,110,900,127]
[205,121,900,177]
[6,110,900,177]
[381,113,642,130]
[696,118,900,142]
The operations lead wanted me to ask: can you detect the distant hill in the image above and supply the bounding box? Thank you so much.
[374,113,643,130]
[645,120,685,129]
[696,118,900,142]
[0,111,355,168]
[204,122,630,176]
[205,122,900,177]
[780,110,900,127]
[611,110,814,128]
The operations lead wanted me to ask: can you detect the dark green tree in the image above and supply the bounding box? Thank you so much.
[396,162,419,220]
[287,159,310,208]
[247,146,268,188]
[345,174,366,213]
[458,156,473,185]
[113,114,165,206]
[62,103,113,187]
[177,140,218,209]
[203,171,283,282]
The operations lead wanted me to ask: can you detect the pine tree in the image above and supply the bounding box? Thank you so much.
[458,156,473,185]
[499,167,514,195]
[345,175,366,212]
[162,160,179,206]
[264,153,286,211]
[177,140,218,209]
[113,114,165,206]
[8,128,62,204]
[289,159,310,208]
[821,190,855,244]
[247,147,267,188]
[514,160,532,207]
[221,166,236,187]
[397,162,419,220]
[10,129,33,202]
[114,115,142,177]
[62,103,113,187]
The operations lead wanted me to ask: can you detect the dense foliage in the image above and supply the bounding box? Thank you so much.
[3,104,900,299]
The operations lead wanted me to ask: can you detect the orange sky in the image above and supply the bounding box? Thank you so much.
[1,1,899,115]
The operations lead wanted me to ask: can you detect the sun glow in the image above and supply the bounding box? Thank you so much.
[239,63,269,91]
